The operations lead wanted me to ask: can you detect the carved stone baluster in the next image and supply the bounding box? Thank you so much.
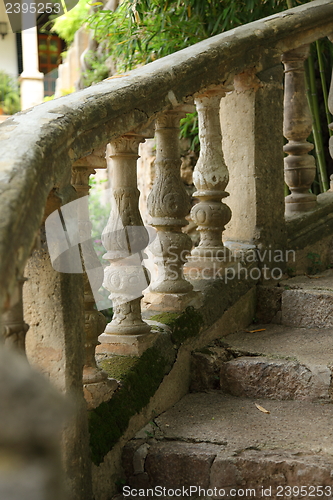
[183,90,232,278]
[2,277,29,354]
[145,109,194,308]
[98,133,154,356]
[282,45,317,215]
[72,149,109,387]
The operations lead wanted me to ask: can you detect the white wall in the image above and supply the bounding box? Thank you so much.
[0,0,18,78]
[0,33,18,78]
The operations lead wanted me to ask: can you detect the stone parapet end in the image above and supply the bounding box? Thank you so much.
[83,378,118,410]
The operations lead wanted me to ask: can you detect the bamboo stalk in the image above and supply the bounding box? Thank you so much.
[316,39,333,137]
[305,49,329,192]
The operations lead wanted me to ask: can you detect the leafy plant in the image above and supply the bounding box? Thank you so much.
[87,0,293,72]
[0,71,20,115]
[180,112,199,153]
[52,0,91,44]
[81,51,110,87]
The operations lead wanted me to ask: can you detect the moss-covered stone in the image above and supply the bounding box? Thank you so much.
[89,345,169,466]
[150,306,204,347]
[98,355,139,381]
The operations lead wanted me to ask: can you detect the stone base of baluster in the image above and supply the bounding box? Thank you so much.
[142,290,202,312]
[285,193,317,216]
[83,377,118,410]
[184,255,241,281]
[97,331,159,356]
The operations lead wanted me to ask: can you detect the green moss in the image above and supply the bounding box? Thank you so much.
[150,311,180,325]
[98,355,139,381]
[89,345,168,465]
[151,306,204,346]
[89,307,203,465]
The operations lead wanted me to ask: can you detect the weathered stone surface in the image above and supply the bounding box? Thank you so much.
[83,378,118,410]
[24,242,93,499]
[282,289,333,328]
[256,285,283,324]
[97,331,159,356]
[190,347,233,392]
[152,392,333,454]
[219,356,330,401]
[122,392,333,499]
[223,323,333,368]
[222,62,285,254]
[142,291,202,312]
[280,269,333,291]
[282,45,317,215]
[133,443,151,474]
[122,440,147,479]
[210,450,333,498]
[0,347,67,500]
[144,441,219,489]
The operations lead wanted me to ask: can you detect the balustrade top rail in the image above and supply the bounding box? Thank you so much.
[1,0,333,309]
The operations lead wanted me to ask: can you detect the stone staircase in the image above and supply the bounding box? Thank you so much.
[121,271,333,499]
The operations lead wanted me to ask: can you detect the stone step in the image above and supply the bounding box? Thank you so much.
[122,392,333,499]
[279,269,333,328]
[255,269,333,327]
[190,324,333,401]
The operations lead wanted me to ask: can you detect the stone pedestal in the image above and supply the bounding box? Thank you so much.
[97,330,159,356]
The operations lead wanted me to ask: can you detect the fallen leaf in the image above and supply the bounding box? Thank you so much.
[255,403,270,414]
[246,328,266,333]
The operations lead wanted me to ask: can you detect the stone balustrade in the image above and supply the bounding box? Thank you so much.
[1,1,333,497]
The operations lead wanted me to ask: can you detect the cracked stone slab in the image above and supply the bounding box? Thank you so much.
[145,442,220,489]
[280,269,333,292]
[123,392,333,498]
[219,356,330,401]
[210,449,333,498]
[152,392,333,455]
[282,289,333,328]
[223,323,333,367]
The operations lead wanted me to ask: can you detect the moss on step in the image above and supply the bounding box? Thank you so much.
[89,345,169,466]
[88,306,204,465]
[150,306,204,346]
[98,355,139,381]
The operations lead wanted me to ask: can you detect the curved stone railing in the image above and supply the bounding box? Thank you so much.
[2,0,333,495]
[0,0,332,297]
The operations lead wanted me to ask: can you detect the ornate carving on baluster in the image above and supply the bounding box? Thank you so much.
[2,277,29,354]
[188,90,231,268]
[99,133,152,346]
[147,109,193,295]
[72,149,109,385]
[282,45,317,215]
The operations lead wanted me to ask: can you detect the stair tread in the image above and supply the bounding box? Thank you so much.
[224,323,333,367]
[281,269,333,292]
[148,392,333,456]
